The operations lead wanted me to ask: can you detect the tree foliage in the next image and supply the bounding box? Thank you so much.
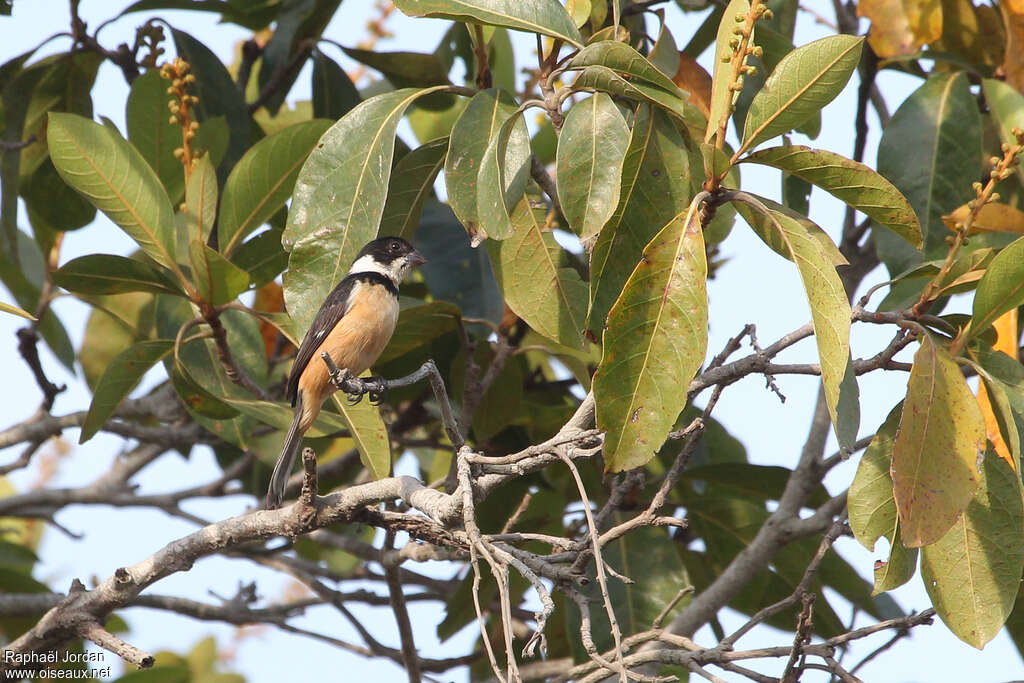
[1,0,1024,681]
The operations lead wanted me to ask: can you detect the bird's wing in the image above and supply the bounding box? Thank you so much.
[286,276,356,405]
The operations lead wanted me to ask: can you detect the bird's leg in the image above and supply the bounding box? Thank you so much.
[363,376,387,406]
[321,352,364,404]
[319,352,387,405]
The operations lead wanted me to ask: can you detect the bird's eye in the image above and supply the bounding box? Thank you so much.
[389,241,400,252]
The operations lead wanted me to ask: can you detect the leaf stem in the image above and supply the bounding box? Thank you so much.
[924,128,1024,355]
[714,0,768,154]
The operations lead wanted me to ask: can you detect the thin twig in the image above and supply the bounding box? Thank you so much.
[384,527,422,683]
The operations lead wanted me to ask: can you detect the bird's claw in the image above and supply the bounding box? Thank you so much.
[365,376,386,406]
[342,374,386,406]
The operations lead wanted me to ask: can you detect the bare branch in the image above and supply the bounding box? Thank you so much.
[383,527,421,683]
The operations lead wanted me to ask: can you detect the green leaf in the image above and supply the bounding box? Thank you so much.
[126,69,186,203]
[21,158,96,234]
[170,359,239,420]
[184,153,217,244]
[380,136,448,240]
[394,0,583,47]
[193,116,230,171]
[732,26,822,142]
[331,395,393,479]
[740,35,863,154]
[893,334,985,547]
[80,340,174,443]
[20,52,102,179]
[982,79,1024,186]
[1,59,48,260]
[742,145,922,248]
[172,29,250,175]
[80,292,156,389]
[53,254,184,296]
[189,240,250,305]
[445,88,519,236]
[221,395,349,439]
[573,65,705,130]
[475,107,531,241]
[970,235,1024,340]
[876,73,980,272]
[556,93,630,239]
[219,119,333,255]
[738,200,857,449]
[47,113,182,278]
[647,11,681,79]
[706,0,750,144]
[0,233,74,369]
[283,87,447,331]
[312,51,361,121]
[565,40,681,93]
[568,522,690,654]
[848,402,918,594]
[588,105,696,337]
[0,301,34,321]
[378,300,461,364]
[231,228,288,288]
[681,463,830,506]
[684,497,852,636]
[450,343,526,441]
[487,27,517,93]
[414,202,504,325]
[922,454,1024,649]
[256,0,339,116]
[594,201,708,472]
[157,299,265,446]
[408,91,469,144]
[488,199,588,349]
[342,45,453,90]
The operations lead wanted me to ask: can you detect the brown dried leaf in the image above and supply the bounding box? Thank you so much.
[673,52,712,121]
[942,202,1024,235]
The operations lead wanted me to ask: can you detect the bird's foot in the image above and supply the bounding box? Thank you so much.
[364,376,386,406]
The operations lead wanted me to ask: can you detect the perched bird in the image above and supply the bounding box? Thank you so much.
[266,236,426,508]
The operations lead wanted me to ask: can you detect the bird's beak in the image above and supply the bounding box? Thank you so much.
[408,250,427,267]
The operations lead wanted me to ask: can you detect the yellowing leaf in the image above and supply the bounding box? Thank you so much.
[921,454,1024,649]
[858,0,943,58]
[942,202,1024,235]
[706,0,750,144]
[595,200,708,472]
[0,301,35,321]
[1001,1,1024,92]
[892,334,985,548]
[744,145,922,248]
[934,0,1003,71]
[737,199,858,449]
[977,308,1020,470]
[848,403,918,594]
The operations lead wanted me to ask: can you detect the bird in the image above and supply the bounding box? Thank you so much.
[266,236,426,509]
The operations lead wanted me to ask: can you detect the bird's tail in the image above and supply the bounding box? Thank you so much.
[266,395,304,509]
